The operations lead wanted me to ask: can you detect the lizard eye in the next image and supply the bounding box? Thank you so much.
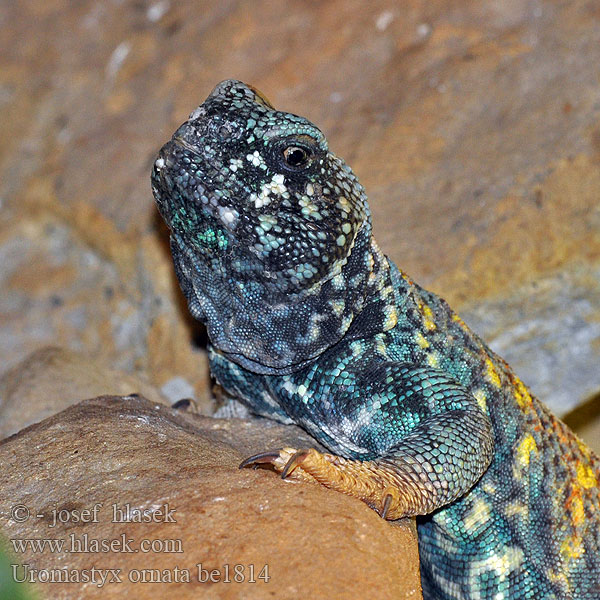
[282,145,312,169]
[269,135,320,174]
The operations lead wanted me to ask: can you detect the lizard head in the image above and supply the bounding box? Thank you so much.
[152,79,369,292]
[152,80,382,373]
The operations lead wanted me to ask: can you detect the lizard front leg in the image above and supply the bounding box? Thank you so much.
[241,363,494,520]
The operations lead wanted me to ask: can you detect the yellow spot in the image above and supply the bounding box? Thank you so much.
[382,285,394,298]
[547,569,571,591]
[560,534,584,560]
[505,546,525,571]
[473,389,487,411]
[332,273,345,290]
[415,332,429,349]
[427,352,439,368]
[350,341,362,356]
[383,306,398,330]
[309,324,320,341]
[329,299,345,317]
[479,546,524,578]
[376,337,388,357]
[482,481,497,495]
[422,303,436,331]
[577,439,593,461]
[512,375,533,408]
[398,269,414,285]
[451,313,469,331]
[336,196,350,210]
[463,497,491,531]
[485,358,501,388]
[505,500,528,520]
[577,462,597,489]
[516,434,538,467]
[571,495,585,526]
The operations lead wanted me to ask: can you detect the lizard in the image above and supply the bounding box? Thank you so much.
[151,79,600,599]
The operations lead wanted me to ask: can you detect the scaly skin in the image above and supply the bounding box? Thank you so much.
[151,80,600,599]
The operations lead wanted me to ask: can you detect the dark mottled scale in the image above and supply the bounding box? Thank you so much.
[152,79,600,599]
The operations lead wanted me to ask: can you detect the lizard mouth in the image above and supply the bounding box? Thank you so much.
[171,134,201,156]
[152,138,240,239]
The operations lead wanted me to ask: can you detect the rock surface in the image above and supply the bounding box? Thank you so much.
[0,396,421,599]
[1,1,599,418]
[0,346,168,439]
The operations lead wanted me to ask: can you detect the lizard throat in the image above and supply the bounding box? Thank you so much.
[172,221,394,374]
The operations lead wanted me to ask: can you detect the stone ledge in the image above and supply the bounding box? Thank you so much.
[0,395,421,599]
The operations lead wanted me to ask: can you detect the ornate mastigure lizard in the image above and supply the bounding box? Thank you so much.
[151,80,599,599]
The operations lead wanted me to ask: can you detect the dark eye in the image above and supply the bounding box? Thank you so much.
[282,145,311,169]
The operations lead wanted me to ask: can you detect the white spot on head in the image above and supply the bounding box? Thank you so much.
[218,206,237,226]
[155,157,165,169]
[246,151,264,167]
[229,158,243,172]
[251,174,289,209]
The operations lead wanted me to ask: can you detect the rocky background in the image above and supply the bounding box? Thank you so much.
[1,1,599,598]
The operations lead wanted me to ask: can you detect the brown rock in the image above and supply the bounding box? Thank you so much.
[0,347,167,439]
[0,396,421,599]
[0,211,212,411]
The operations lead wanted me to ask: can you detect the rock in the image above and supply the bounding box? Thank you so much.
[563,393,600,456]
[0,347,168,439]
[461,264,600,416]
[0,396,421,599]
[0,211,213,412]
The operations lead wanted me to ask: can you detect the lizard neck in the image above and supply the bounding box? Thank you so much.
[341,237,408,343]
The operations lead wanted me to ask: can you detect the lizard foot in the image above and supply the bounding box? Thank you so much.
[240,447,411,520]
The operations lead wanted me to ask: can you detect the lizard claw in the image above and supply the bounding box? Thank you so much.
[281,449,311,479]
[380,493,393,520]
[240,447,409,519]
[239,447,302,473]
[239,447,321,484]
[239,450,284,469]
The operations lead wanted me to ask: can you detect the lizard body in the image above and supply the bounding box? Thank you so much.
[152,80,600,599]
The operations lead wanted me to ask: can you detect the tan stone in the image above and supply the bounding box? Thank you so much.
[0,347,167,439]
[0,396,421,599]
